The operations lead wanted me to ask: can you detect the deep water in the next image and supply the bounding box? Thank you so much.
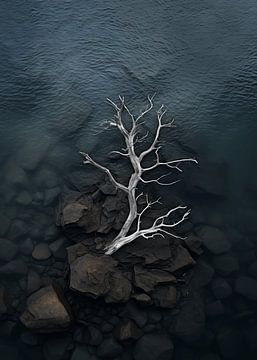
[0,0,257,359]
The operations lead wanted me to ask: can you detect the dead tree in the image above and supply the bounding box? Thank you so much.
[80,95,197,255]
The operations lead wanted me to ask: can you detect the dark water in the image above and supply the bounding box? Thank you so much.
[1,0,257,359]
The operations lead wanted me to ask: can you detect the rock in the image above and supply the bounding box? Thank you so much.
[44,187,61,205]
[148,310,162,323]
[133,334,174,360]
[4,161,29,187]
[211,278,232,299]
[27,270,42,294]
[235,276,257,300]
[0,285,7,316]
[49,238,66,259]
[99,182,117,195]
[16,136,51,171]
[190,260,215,289]
[164,245,195,273]
[84,325,103,346]
[151,285,177,308]
[114,319,143,343]
[8,219,29,240]
[196,226,231,254]
[97,337,123,358]
[0,214,11,236]
[212,254,239,276]
[71,345,92,360]
[0,238,18,261]
[170,292,205,344]
[19,237,33,255]
[44,225,59,242]
[20,331,39,346]
[133,266,176,292]
[57,193,101,233]
[33,168,59,189]
[20,285,72,332]
[32,243,52,260]
[16,191,33,206]
[0,259,28,277]
[131,293,152,305]
[183,234,203,255]
[120,236,171,265]
[125,302,148,328]
[217,327,243,359]
[205,300,225,317]
[43,336,72,360]
[69,254,131,302]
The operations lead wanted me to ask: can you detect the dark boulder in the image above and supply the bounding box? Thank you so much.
[20,284,72,332]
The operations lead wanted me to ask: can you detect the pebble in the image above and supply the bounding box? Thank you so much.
[211,278,232,299]
[16,191,33,206]
[235,276,257,300]
[32,243,51,261]
[0,238,18,261]
[0,259,28,276]
[197,225,231,254]
[0,214,11,236]
[19,238,33,255]
[212,254,239,276]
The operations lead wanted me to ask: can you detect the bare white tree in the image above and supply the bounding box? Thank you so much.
[80,95,198,255]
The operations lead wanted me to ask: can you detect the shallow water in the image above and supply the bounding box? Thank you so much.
[0,1,257,359]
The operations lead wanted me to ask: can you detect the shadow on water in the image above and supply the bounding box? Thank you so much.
[0,0,257,359]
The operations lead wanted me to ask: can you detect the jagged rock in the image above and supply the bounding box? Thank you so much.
[118,236,171,265]
[164,245,195,273]
[133,334,174,360]
[0,238,18,261]
[0,259,28,277]
[133,266,176,292]
[183,234,203,255]
[114,319,143,343]
[57,192,101,233]
[20,285,72,332]
[32,243,52,260]
[69,254,131,302]
[151,285,177,308]
[170,292,205,344]
[196,226,231,254]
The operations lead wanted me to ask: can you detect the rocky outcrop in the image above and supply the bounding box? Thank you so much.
[20,285,72,333]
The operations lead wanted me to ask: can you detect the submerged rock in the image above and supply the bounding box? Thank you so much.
[133,334,174,360]
[114,319,143,343]
[0,259,28,277]
[196,226,231,254]
[20,284,72,332]
[0,238,18,261]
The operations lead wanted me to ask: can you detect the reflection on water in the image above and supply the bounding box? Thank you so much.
[1,0,257,359]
